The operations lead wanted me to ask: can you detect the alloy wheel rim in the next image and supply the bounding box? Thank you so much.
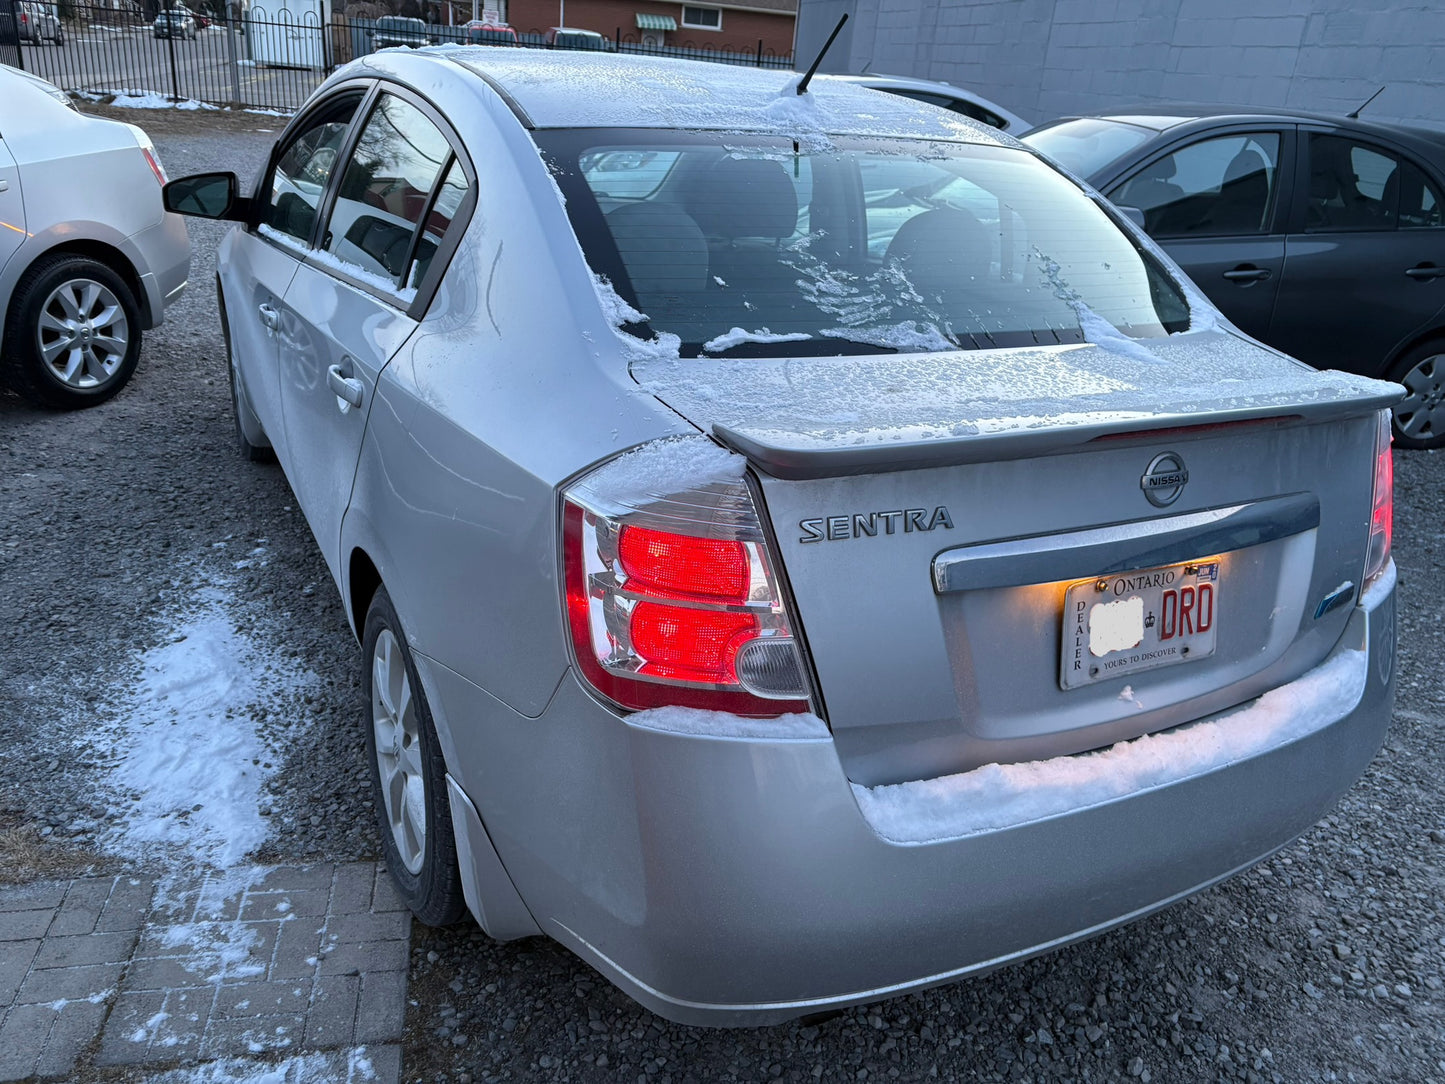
[36,278,129,390]
[1395,353,1445,441]
[372,628,427,875]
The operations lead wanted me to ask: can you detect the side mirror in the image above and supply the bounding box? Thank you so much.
[1116,204,1147,230]
[163,171,248,221]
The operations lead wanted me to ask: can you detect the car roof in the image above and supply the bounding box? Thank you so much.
[398,48,1009,143]
[1065,106,1445,156]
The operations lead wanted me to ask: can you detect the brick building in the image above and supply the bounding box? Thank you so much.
[795,0,1445,134]
[506,0,797,57]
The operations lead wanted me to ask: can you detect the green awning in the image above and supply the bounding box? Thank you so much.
[636,13,677,30]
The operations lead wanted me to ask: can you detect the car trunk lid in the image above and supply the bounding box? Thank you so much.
[634,331,1400,786]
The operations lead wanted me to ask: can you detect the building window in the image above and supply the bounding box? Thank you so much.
[681,5,722,30]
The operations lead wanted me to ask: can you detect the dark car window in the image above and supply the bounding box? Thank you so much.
[407,159,470,291]
[881,88,1007,130]
[1306,136,1401,232]
[543,130,1190,358]
[262,93,364,246]
[1109,133,1280,238]
[1022,118,1154,179]
[1398,159,1444,229]
[322,94,453,293]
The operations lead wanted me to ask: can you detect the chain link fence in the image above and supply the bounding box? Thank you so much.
[3,3,794,113]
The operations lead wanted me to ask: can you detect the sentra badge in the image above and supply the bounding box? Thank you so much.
[800,507,953,543]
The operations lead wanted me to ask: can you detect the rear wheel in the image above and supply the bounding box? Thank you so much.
[1387,341,1445,450]
[362,587,466,927]
[0,254,142,410]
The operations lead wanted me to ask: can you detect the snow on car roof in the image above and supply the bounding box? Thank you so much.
[411,48,1009,142]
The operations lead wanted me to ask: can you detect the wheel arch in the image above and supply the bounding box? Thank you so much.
[6,239,152,330]
[348,546,383,645]
[1385,324,1445,379]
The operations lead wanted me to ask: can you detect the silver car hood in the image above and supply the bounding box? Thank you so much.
[631,330,1402,478]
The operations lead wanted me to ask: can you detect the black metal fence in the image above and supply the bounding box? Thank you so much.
[4,3,794,113]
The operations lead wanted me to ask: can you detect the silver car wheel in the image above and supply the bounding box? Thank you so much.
[36,278,130,390]
[1394,352,1445,441]
[371,628,427,875]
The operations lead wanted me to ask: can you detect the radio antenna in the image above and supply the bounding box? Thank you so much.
[1347,86,1386,119]
[796,13,848,95]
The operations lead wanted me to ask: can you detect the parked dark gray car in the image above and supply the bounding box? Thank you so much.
[1025,109,1445,448]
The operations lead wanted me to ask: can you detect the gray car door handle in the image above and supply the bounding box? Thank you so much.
[1221,266,1271,282]
[327,364,364,409]
[257,302,280,329]
[1404,264,1445,280]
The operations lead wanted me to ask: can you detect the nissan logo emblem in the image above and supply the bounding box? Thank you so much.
[1140,452,1189,507]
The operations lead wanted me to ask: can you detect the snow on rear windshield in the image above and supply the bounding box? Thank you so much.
[542,130,1188,358]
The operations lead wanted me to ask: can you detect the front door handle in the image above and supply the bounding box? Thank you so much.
[1405,263,1445,281]
[257,302,280,330]
[327,363,364,409]
[1221,265,1272,283]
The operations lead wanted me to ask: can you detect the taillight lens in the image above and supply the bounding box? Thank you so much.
[562,439,811,716]
[142,147,168,187]
[1364,410,1393,584]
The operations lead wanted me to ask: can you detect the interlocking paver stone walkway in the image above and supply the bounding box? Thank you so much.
[0,863,408,1082]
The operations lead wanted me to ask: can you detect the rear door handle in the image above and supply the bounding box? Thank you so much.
[1221,265,1272,282]
[327,363,364,409]
[257,302,279,330]
[1405,264,1445,280]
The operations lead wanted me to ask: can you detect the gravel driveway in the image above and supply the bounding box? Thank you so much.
[0,106,1441,1084]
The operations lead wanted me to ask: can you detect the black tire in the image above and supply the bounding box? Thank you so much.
[218,284,276,462]
[55,25,64,45]
[1386,340,1445,450]
[361,587,467,927]
[0,254,143,410]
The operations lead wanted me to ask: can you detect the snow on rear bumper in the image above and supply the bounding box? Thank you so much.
[470,566,1395,1026]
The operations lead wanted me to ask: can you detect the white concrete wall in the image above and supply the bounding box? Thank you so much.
[795,0,1445,132]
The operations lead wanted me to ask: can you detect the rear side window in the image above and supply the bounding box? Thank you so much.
[1109,133,1280,237]
[883,88,1007,130]
[543,131,1190,358]
[1306,136,1399,232]
[322,94,453,293]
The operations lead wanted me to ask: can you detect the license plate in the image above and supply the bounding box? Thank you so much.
[1060,559,1219,690]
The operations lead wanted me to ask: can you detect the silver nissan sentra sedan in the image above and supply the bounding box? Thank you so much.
[162,49,1400,1025]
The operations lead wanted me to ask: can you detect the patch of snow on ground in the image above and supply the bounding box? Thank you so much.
[854,646,1368,844]
[136,1046,380,1083]
[91,582,315,870]
[628,707,830,740]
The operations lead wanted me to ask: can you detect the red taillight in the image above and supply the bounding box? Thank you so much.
[618,526,749,602]
[1365,411,1393,583]
[562,442,811,716]
[142,147,168,187]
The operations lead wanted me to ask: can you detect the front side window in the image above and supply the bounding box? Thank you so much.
[264,94,363,245]
[1398,159,1444,229]
[543,130,1190,359]
[322,94,453,293]
[1109,133,1280,238]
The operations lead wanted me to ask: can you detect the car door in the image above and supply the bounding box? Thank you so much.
[224,87,367,465]
[1268,129,1445,375]
[0,138,24,280]
[278,88,468,583]
[1105,128,1292,342]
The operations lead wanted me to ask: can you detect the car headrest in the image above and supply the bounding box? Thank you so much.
[680,158,799,242]
[1224,148,1268,185]
[883,207,991,288]
[605,201,709,299]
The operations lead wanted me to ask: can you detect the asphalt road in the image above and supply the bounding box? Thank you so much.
[0,107,1442,1083]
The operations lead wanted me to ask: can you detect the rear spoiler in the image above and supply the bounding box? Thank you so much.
[714,390,1402,480]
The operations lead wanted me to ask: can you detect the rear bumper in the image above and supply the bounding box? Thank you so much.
[128,214,190,330]
[439,566,1395,1026]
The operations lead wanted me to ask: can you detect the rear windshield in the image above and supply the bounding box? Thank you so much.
[541,130,1189,358]
[1022,118,1155,180]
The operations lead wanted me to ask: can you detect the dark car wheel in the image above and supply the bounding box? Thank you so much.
[0,254,143,410]
[1387,342,1445,450]
[362,587,467,927]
